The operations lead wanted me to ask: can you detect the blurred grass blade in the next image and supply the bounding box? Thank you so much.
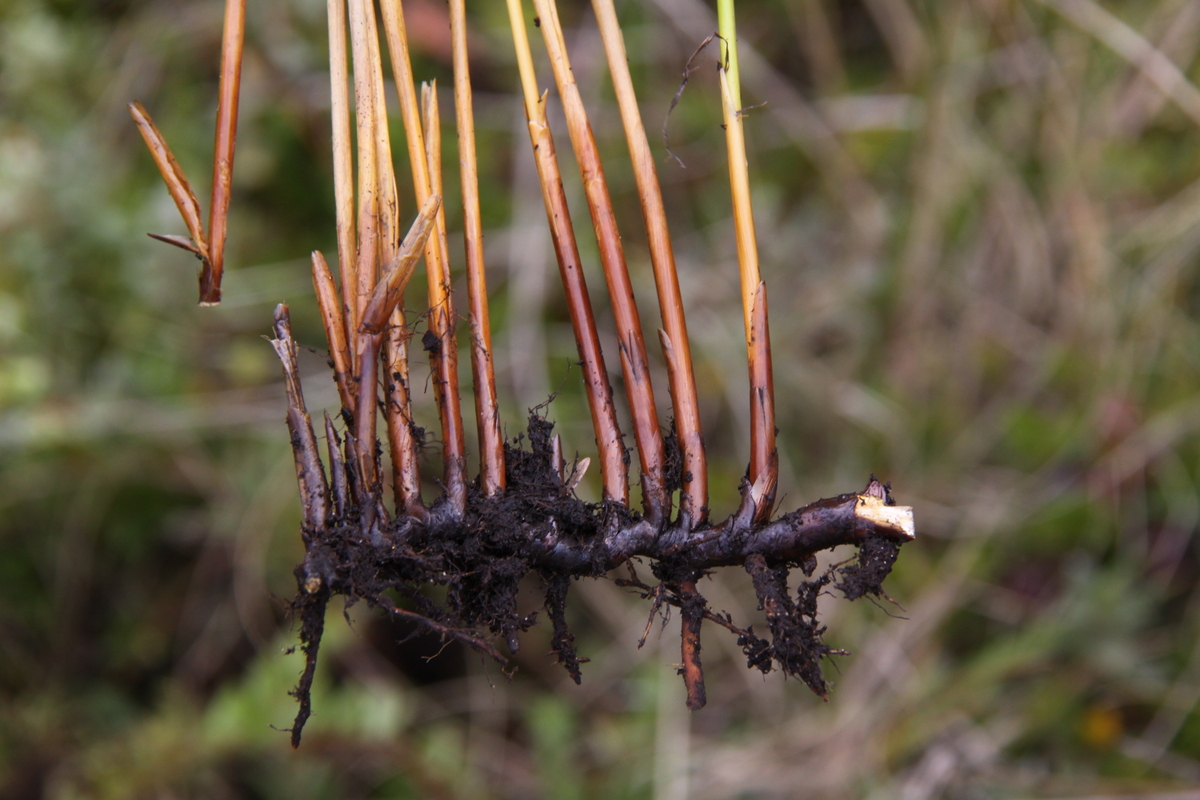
[1041,0,1200,128]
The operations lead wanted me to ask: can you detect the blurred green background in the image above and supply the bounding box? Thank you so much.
[4,0,1200,797]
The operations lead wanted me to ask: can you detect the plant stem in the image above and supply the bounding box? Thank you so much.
[504,0,628,505]
[378,1,468,514]
[327,0,357,339]
[202,0,246,305]
[450,0,506,496]
[592,0,708,525]
[718,4,777,522]
[311,250,355,413]
[532,0,667,523]
[346,0,381,332]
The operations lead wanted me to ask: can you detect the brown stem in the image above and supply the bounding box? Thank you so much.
[347,0,381,330]
[384,323,424,517]
[324,412,349,518]
[203,0,247,305]
[421,82,468,513]
[354,331,382,498]
[129,101,209,263]
[679,578,707,710]
[377,2,467,514]
[450,0,505,496]
[532,0,667,522]
[311,251,355,412]
[270,305,330,532]
[354,195,441,513]
[327,0,357,337]
[505,0,627,504]
[592,0,708,525]
[369,9,399,266]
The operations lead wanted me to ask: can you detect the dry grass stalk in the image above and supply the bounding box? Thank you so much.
[532,0,668,522]
[450,0,506,496]
[505,0,628,504]
[369,16,400,269]
[379,1,468,513]
[346,0,383,327]
[592,0,708,524]
[326,0,356,338]
[718,18,777,522]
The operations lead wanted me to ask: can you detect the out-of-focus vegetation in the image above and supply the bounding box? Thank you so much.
[4,0,1200,797]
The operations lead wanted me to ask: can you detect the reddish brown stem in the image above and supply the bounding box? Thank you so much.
[505,0,627,504]
[592,0,708,525]
[202,0,247,305]
[532,0,666,522]
[748,282,777,522]
[450,0,505,496]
